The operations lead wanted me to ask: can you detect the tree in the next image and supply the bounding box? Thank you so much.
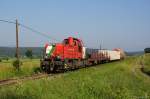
[3,57,9,61]
[25,49,33,59]
[12,59,22,71]
[144,48,150,53]
[14,53,17,58]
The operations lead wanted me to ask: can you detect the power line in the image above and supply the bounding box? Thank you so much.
[0,19,59,42]
[0,19,16,24]
[19,23,59,42]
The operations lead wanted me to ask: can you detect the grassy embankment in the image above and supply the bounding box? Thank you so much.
[0,55,150,99]
[0,59,40,80]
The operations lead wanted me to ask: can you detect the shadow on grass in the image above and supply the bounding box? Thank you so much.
[0,91,38,99]
[141,68,150,76]
[33,67,42,74]
[0,95,37,99]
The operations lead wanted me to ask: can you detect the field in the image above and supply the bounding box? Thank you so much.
[0,59,40,80]
[0,55,150,99]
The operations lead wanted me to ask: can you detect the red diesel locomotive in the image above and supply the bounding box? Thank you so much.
[40,37,87,73]
[40,37,125,73]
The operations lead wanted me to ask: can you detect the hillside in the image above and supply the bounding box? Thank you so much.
[0,55,150,99]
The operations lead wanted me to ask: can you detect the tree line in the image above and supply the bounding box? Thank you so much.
[144,48,150,53]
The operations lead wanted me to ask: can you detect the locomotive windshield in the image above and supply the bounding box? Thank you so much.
[63,37,83,47]
[62,39,69,45]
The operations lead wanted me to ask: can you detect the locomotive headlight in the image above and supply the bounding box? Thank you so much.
[45,54,49,59]
[56,55,61,60]
[57,55,61,59]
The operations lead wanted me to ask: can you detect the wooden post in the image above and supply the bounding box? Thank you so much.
[16,19,19,69]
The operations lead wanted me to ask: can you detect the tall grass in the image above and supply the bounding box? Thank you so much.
[0,59,40,80]
[0,56,150,99]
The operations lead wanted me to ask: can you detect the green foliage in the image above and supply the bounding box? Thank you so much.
[0,57,9,62]
[5,57,9,61]
[33,67,42,74]
[14,53,17,58]
[144,48,150,53]
[3,57,9,61]
[25,49,33,59]
[12,60,23,71]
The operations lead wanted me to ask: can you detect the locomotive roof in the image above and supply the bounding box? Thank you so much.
[63,37,84,46]
[64,37,80,41]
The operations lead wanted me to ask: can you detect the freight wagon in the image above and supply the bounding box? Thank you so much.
[98,50,121,61]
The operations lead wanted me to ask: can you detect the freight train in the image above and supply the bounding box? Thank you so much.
[40,37,125,73]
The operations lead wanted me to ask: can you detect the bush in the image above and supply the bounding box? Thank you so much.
[0,58,2,62]
[25,49,33,59]
[12,60,23,70]
[5,57,9,61]
[3,57,9,61]
[33,67,42,74]
[144,48,150,53]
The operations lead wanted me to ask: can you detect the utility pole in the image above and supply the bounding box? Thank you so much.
[16,19,19,69]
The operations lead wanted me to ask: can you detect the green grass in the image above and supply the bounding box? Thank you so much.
[0,59,40,80]
[0,56,150,99]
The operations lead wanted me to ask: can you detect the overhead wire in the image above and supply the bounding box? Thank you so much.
[0,19,16,24]
[0,19,59,42]
[18,23,59,42]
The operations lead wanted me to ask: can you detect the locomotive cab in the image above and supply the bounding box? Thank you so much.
[41,37,86,73]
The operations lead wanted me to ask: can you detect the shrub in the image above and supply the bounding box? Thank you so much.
[12,60,23,71]
[5,57,9,61]
[25,49,33,59]
[33,67,42,74]
[144,48,150,53]
[3,57,9,61]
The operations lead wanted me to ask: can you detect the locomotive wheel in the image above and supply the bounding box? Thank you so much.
[49,62,55,72]
[49,62,55,73]
[45,62,55,73]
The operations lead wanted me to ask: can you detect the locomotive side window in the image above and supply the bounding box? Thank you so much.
[74,41,76,46]
[73,40,77,46]
[78,42,82,52]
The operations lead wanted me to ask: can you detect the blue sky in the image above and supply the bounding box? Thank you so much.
[0,0,150,51]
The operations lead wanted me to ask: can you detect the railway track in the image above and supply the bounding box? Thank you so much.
[0,73,50,86]
[0,64,95,86]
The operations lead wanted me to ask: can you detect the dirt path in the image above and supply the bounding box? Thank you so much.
[0,73,50,86]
